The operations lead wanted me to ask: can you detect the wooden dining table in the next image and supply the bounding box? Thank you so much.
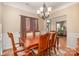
[23,36,39,50]
[20,33,59,56]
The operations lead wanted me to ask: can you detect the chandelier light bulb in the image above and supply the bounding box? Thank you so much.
[37,10,40,14]
[48,7,51,12]
[40,7,43,12]
[47,20,50,23]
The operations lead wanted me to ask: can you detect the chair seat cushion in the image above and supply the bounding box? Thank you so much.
[17,51,26,56]
[17,46,24,51]
[32,49,38,55]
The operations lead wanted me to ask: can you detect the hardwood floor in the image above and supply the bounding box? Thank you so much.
[59,36,67,49]
[2,49,14,56]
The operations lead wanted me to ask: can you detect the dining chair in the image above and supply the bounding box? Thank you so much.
[26,32,34,40]
[31,33,49,56]
[33,31,41,39]
[7,32,33,56]
[49,32,57,55]
[34,31,40,36]
[74,38,79,56]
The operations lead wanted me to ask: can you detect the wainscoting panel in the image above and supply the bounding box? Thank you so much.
[0,33,2,55]
[2,32,20,50]
[67,32,79,48]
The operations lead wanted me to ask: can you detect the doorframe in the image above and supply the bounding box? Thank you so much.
[56,20,67,37]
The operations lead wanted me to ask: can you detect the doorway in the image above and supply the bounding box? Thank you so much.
[56,21,67,36]
[56,21,67,48]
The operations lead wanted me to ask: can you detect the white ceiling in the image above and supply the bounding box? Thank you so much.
[25,2,70,10]
[3,2,73,14]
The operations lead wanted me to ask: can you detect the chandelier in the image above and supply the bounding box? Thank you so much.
[37,3,52,20]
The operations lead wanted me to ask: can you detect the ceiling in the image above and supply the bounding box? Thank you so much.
[25,2,69,10]
[3,2,72,14]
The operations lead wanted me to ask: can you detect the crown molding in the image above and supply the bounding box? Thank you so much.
[3,2,36,15]
[52,2,78,13]
[2,2,79,16]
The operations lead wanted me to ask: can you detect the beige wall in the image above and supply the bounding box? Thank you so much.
[2,4,37,32]
[2,3,79,34]
[2,3,79,49]
[0,3,2,34]
[2,4,40,50]
[0,19,1,34]
[51,3,79,48]
[0,3,2,24]
[51,4,79,33]
[38,18,44,33]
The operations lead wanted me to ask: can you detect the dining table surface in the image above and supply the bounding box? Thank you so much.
[23,36,40,49]
[21,33,59,52]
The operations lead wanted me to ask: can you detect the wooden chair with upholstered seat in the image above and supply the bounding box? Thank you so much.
[74,38,79,56]
[19,32,34,47]
[31,33,50,56]
[7,32,33,56]
[34,31,40,37]
[49,31,57,55]
[26,32,34,39]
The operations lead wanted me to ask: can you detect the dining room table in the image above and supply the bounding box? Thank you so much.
[21,35,40,55]
[20,33,59,56]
